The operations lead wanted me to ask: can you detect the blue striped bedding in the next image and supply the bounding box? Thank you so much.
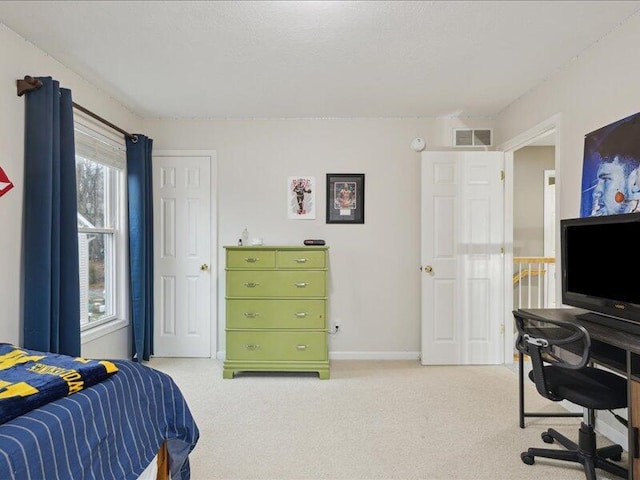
[0,360,199,480]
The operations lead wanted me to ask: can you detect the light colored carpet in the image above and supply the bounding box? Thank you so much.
[148,358,628,480]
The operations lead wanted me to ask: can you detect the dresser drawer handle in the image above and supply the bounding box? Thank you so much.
[294,258,308,263]
[295,312,308,318]
[244,344,260,351]
[296,344,308,351]
[243,282,260,288]
[244,312,260,318]
[244,257,259,263]
[294,282,309,288]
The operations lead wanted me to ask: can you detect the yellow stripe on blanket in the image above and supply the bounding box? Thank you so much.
[0,380,39,399]
[0,349,46,370]
[0,343,119,424]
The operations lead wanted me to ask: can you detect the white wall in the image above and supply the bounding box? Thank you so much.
[0,24,141,358]
[1,21,496,360]
[495,12,640,223]
[2,7,637,361]
[143,117,495,358]
[6,7,639,361]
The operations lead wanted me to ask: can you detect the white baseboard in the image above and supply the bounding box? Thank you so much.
[329,351,421,360]
[215,351,421,361]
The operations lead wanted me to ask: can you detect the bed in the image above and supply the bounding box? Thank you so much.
[0,355,199,480]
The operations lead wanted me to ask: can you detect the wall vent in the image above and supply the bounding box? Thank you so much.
[453,128,492,147]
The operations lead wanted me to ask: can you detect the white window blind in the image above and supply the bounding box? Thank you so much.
[74,122,126,170]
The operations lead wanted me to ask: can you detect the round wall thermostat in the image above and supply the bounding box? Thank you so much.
[410,137,426,152]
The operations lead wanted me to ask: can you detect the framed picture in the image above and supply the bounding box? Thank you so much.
[326,173,365,224]
[580,111,640,217]
[288,176,316,219]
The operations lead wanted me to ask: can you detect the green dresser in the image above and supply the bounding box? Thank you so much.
[223,246,330,379]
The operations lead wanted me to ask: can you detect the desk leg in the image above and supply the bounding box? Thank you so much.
[632,379,640,480]
[519,352,525,429]
[518,351,581,428]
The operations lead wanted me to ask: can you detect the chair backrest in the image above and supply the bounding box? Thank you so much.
[513,311,591,401]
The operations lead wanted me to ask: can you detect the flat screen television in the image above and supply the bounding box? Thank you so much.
[561,213,640,334]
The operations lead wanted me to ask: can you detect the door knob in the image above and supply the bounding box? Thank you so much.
[424,265,433,273]
[200,264,209,271]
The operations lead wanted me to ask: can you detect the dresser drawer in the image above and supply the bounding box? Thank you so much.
[277,250,326,269]
[226,250,276,269]
[227,299,326,329]
[226,271,326,297]
[226,331,327,361]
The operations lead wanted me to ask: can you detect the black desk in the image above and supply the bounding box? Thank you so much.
[515,308,640,480]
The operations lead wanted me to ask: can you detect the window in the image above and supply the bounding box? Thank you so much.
[75,117,128,338]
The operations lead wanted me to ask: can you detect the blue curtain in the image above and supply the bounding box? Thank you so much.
[126,135,154,362]
[22,77,81,356]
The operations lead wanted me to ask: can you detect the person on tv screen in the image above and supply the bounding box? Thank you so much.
[591,155,640,216]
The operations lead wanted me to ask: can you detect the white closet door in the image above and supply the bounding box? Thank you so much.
[153,154,214,357]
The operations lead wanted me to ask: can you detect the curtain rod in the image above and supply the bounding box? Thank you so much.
[16,75,138,143]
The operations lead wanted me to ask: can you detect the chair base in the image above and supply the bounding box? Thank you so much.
[521,422,627,480]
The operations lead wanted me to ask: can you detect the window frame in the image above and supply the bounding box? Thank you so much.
[74,115,129,343]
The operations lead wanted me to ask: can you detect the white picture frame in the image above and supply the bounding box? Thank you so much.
[287,176,316,220]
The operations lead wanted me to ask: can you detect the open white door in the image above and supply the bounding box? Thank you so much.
[153,153,214,357]
[420,151,504,365]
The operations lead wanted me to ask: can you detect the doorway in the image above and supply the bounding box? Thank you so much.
[501,115,560,363]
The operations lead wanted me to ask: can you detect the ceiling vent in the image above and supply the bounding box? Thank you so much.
[453,128,492,147]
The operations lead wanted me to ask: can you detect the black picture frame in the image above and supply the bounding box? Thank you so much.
[326,173,365,224]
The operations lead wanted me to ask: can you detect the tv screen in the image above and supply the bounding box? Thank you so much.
[561,213,640,331]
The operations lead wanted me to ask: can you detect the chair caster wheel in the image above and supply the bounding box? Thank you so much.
[541,432,554,444]
[521,452,535,465]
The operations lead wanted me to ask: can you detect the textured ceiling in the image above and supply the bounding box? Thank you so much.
[1,1,639,119]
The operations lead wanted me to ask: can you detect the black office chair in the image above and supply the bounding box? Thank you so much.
[514,312,628,480]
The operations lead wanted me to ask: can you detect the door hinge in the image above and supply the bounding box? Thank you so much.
[500,170,505,181]
[500,324,505,334]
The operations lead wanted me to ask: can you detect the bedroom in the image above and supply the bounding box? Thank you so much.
[2,1,640,479]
